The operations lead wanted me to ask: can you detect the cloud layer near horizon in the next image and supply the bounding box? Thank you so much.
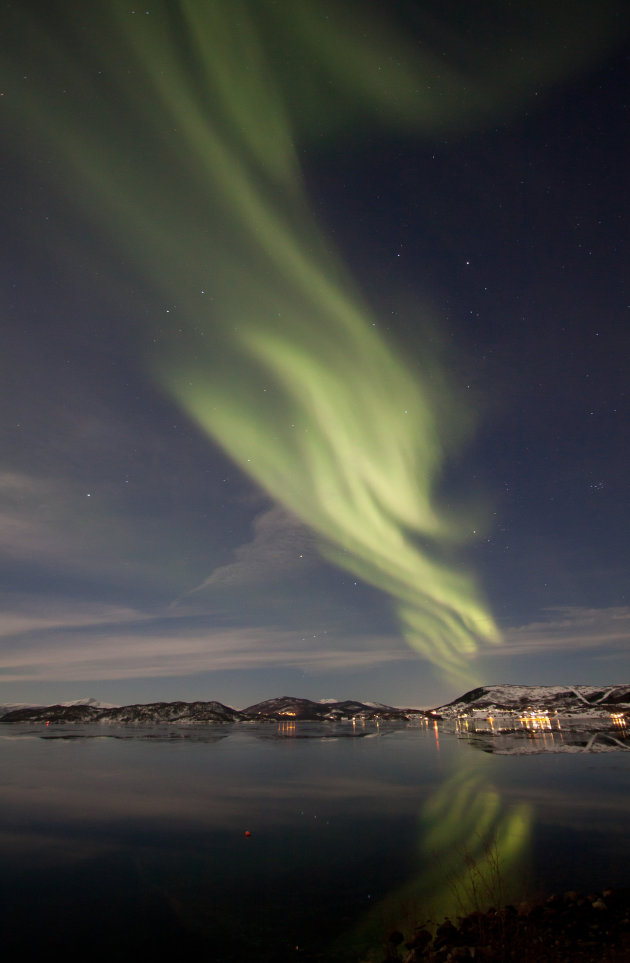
[1,595,628,686]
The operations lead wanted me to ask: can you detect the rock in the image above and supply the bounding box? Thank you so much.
[563,890,581,902]
[517,900,535,916]
[406,928,432,951]
[434,919,459,948]
[446,946,472,959]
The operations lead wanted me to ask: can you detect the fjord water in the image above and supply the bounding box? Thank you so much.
[1,722,629,961]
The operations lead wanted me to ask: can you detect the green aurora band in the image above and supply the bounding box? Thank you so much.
[341,753,533,955]
[5,0,625,680]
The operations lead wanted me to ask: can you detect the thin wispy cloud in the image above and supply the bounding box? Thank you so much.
[184,505,317,595]
[0,596,411,682]
[0,596,149,640]
[501,606,630,656]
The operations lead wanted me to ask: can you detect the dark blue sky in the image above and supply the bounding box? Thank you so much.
[1,1,628,708]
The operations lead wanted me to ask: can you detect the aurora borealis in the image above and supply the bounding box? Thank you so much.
[1,1,629,707]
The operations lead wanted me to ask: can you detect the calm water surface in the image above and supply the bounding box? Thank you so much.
[1,721,629,961]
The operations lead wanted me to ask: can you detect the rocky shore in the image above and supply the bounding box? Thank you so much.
[380,887,630,962]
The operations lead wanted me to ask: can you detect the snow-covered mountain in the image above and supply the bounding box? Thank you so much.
[1,696,426,725]
[101,700,243,724]
[0,697,117,720]
[0,700,244,725]
[242,696,423,721]
[61,697,118,708]
[431,684,630,718]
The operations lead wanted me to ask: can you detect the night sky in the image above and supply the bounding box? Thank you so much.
[2,1,629,709]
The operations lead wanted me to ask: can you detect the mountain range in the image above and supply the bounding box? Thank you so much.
[0,695,425,724]
[1,684,628,725]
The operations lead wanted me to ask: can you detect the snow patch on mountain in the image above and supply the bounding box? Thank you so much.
[62,697,118,708]
[432,683,630,717]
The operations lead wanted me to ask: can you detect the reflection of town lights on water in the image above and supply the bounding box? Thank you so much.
[277,720,297,736]
[611,713,627,728]
[518,713,554,731]
[455,709,567,736]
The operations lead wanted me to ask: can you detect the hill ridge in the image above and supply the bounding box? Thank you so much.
[2,685,629,724]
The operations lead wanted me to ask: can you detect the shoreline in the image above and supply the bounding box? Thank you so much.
[377,886,630,963]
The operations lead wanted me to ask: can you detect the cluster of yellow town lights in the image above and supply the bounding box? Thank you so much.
[273,708,627,736]
[455,709,626,735]
[518,712,555,730]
